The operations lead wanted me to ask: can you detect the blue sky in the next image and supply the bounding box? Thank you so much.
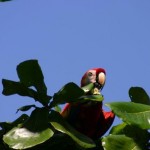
[0,0,150,130]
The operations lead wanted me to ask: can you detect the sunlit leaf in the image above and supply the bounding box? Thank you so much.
[49,110,96,148]
[102,135,142,150]
[3,108,54,149]
[51,82,85,107]
[81,83,94,93]
[129,87,150,105]
[54,105,62,113]
[78,94,104,102]
[110,123,149,148]
[106,102,150,129]
[109,123,127,135]
[3,127,54,149]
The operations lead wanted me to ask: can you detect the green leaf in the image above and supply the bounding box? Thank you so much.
[102,135,142,150]
[54,105,62,113]
[16,105,36,113]
[78,94,104,102]
[2,79,52,106]
[129,87,150,105]
[110,123,150,149]
[81,83,94,93]
[51,82,85,107]
[17,60,47,94]
[106,102,150,129]
[109,123,127,135]
[49,110,96,148]
[3,108,54,149]
[2,60,51,105]
[23,107,51,133]
[3,127,54,149]
[2,79,31,96]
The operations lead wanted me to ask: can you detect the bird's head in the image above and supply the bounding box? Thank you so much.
[81,68,106,95]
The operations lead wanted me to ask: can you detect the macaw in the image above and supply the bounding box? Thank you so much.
[61,68,115,140]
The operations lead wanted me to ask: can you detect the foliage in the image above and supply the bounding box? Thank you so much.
[1,59,150,150]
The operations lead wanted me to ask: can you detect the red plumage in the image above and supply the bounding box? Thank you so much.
[61,68,115,139]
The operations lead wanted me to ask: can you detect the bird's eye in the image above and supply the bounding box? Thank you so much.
[88,72,93,77]
[98,72,106,85]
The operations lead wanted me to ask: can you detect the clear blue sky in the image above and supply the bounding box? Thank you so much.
[0,0,150,130]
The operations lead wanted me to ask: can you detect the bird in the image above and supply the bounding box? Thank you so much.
[61,68,115,140]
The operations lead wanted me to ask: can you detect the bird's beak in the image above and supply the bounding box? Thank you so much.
[92,87,101,95]
[91,72,105,95]
[90,82,103,95]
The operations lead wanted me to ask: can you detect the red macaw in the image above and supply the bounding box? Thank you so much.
[61,68,115,140]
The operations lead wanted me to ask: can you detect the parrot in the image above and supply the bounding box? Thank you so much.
[61,68,115,140]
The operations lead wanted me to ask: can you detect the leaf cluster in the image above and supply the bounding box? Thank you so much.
[1,59,150,150]
[0,60,103,150]
[102,87,150,150]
